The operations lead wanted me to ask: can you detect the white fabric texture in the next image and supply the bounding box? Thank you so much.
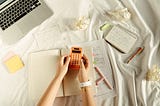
[0,0,160,106]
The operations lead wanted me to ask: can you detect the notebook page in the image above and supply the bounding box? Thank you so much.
[93,41,115,96]
[28,50,64,104]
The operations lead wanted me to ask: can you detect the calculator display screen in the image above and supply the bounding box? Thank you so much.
[72,50,81,53]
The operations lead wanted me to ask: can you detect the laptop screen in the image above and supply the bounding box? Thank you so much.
[0,0,7,5]
[0,0,14,10]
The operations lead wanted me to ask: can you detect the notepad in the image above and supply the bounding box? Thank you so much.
[3,52,24,73]
[105,25,137,53]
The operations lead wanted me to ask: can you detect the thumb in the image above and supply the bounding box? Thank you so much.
[80,59,85,70]
[65,56,70,66]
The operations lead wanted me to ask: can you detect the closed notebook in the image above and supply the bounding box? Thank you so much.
[28,48,95,104]
[105,25,137,53]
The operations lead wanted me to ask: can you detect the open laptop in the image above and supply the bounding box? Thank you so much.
[0,0,53,44]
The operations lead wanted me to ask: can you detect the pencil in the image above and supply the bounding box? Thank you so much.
[94,66,113,90]
[126,46,144,64]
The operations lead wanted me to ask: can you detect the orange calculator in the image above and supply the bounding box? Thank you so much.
[69,47,83,70]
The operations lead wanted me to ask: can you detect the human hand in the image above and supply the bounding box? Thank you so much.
[78,55,90,83]
[56,55,70,78]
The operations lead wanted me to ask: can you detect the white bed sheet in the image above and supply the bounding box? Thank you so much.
[0,0,160,106]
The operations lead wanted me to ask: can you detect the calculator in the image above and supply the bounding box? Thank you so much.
[69,47,83,70]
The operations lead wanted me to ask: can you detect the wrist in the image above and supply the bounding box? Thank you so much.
[56,68,67,78]
[55,73,64,81]
[79,77,89,83]
[80,80,92,88]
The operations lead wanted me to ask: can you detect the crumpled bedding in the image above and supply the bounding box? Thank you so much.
[0,0,160,106]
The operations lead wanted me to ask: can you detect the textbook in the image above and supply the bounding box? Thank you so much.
[28,47,95,103]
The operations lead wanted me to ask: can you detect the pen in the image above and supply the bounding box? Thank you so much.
[126,46,144,64]
[94,66,113,90]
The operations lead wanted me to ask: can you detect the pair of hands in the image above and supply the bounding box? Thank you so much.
[56,55,90,82]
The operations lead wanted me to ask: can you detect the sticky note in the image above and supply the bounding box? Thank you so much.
[100,23,111,31]
[4,55,24,73]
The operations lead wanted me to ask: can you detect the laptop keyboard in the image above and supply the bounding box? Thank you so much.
[0,0,41,30]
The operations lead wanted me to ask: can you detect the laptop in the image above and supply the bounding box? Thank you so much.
[0,0,53,44]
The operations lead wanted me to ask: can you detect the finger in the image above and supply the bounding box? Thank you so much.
[60,56,65,65]
[82,54,89,68]
[82,54,88,63]
[80,59,85,70]
[62,54,69,57]
[82,54,87,60]
[64,56,70,66]
[61,55,69,65]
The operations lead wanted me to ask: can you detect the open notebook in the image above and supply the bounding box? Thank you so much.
[28,47,95,104]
